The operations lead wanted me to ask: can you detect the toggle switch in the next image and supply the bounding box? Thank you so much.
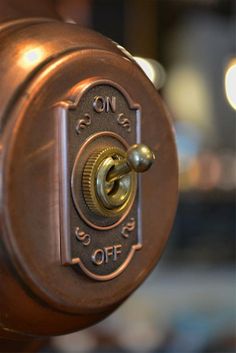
[83,144,155,218]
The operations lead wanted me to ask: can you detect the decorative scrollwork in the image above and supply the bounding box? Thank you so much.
[117,113,131,132]
[121,218,136,238]
[75,226,91,246]
[75,113,91,134]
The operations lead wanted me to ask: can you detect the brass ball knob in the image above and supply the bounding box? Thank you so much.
[127,144,155,173]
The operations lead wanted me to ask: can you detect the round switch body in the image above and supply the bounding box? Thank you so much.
[0,18,178,339]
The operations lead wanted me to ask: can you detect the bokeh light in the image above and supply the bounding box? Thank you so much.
[225,58,236,110]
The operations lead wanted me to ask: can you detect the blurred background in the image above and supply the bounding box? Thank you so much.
[46,0,235,352]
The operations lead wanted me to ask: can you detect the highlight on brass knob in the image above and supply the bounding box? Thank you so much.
[82,144,155,218]
[107,144,155,182]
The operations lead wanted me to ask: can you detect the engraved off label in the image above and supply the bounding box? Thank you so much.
[57,79,142,281]
[92,245,122,266]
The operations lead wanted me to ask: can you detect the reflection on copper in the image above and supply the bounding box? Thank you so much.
[25,141,54,162]
[18,45,44,68]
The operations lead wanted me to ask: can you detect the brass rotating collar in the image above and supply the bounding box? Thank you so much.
[82,147,137,218]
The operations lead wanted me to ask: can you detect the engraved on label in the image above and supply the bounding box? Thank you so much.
[117,113,131,132]
[92,245,122,266]
[75,113,91,134]
[93,96,116,113]
[75,226,91,246]
[121,218,136,238]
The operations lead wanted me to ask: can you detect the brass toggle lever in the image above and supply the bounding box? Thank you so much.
[82,144,155,218]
